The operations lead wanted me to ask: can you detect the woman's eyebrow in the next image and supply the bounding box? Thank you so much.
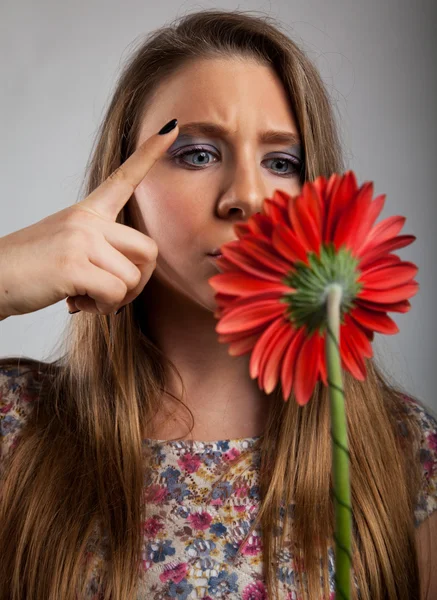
[176,121,301,146]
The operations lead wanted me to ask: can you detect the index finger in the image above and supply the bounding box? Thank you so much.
[77,118,179,221]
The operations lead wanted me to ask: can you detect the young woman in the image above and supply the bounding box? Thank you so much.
[0,9,436,600]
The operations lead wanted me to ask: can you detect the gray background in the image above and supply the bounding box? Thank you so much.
[1,0,436,413]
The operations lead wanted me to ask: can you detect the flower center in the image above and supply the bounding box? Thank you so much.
[279,243,363,335]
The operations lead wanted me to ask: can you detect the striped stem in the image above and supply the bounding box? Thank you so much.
[325,283,352,600]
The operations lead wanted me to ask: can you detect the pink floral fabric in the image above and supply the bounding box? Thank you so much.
[1,364,437,599]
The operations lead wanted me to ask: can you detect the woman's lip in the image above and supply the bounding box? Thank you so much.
[207,253,223,258]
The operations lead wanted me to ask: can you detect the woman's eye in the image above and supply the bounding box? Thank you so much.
[173,146,302,177]
[173,147,218,168]
[262,157,301,177]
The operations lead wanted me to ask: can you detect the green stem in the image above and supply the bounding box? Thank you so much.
[326,284,352,600]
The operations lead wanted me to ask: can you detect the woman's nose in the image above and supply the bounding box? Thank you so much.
[215,161,267,221]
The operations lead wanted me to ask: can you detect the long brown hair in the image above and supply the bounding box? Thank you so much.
[0,9,427,599]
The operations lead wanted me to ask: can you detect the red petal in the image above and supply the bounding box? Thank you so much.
[210,254,239,274]
[239,237,291,274]
[358,280,419,303]
[359,262,418,290]
[305,181,324,231]
[220,244,280,282]
[208,272,291,297]
[312,174,328,198]
[352,193,386,255]
[259,319,293,394]
[218,321,267,344]
[357,215,406,258]
[250,317,284,379]
[214,292,240,309]
[342,313,373,358]
[272,223,309,264]
[257,318,286,381]
[349,306,399,334]
[280,328,306,401]
[340,325,367,380]
[263,197,289,225]
[214,289,290,320]
[319,173,341,244]
[359,254,401,276]
[293,331,322,406]
[325,171,358,242]
[246,213,274,239]
[358,235,417,270]
[216,299,285,334]
[318,332,328,386]
[333,181,374,252]
[233,222,252,238]
[227,332,261,356]
[355,298,411,313]
[294,184,322,252]
[272,188,295,211]
[288,192,319,253]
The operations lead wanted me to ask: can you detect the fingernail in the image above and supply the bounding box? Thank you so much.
[158,118,178,135]
[69,309,81,314]
[114,306,125,315]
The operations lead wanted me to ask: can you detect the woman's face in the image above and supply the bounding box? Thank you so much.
[132,57,303,312]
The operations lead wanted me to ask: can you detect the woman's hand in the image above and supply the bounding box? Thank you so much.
[0,118,179,319]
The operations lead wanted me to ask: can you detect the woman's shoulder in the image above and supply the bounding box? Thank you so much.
[399,393,437,526]
[400,393,437,447]
[0,359,46,478]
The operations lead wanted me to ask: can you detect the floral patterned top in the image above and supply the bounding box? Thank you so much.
[1,364,437,599]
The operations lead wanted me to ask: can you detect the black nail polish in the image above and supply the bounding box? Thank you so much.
[69,309,81,314]
[158,118,178,135]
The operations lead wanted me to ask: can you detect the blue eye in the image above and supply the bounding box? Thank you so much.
[173,145,218,167]
[172,145,302,177]
[262,156,301,177]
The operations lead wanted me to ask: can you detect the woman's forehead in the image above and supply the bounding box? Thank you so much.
[138,59,298,144]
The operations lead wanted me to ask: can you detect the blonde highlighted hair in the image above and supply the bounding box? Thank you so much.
[0,9,428,599]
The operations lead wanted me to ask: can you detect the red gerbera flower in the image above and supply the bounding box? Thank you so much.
[208,170,418,407]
